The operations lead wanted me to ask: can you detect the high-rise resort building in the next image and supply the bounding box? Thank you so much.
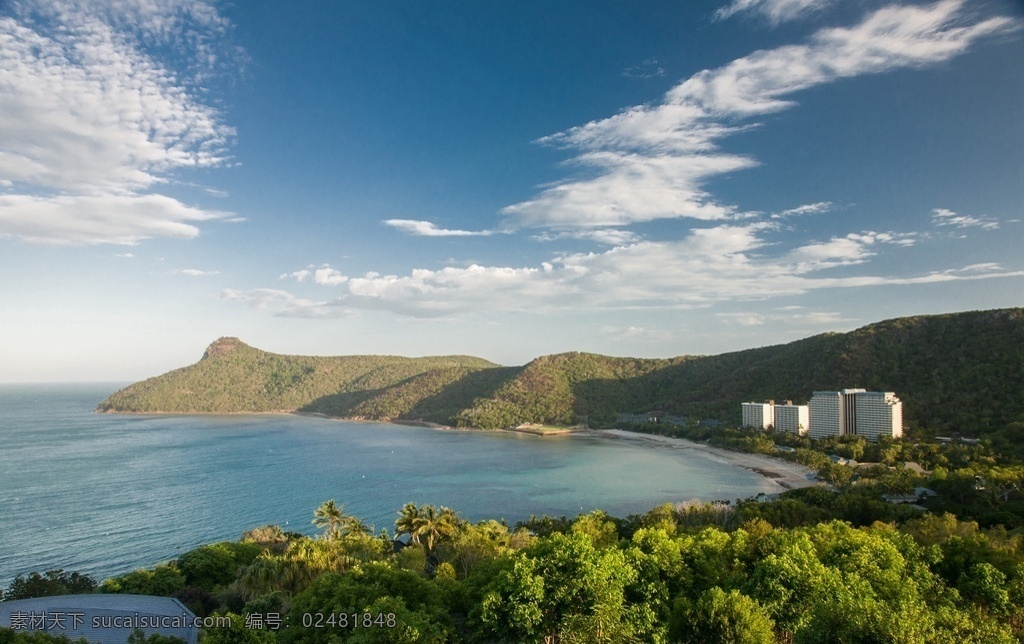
[806,389,902,441]
[854,391,904,441]
[741,401,774,429]
[773,401,810,435]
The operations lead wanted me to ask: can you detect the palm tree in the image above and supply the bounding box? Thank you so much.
[312,499,346,540]
[395,502,422,544]
[346,517,374,538]
[415,505,464,556]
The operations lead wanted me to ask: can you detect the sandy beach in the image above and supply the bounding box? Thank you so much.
[580,429,817,492]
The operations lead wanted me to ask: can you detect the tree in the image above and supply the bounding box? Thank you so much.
[125,629,185,644]
[100,564,185,596]
[2,570,96,601]
[669,588,775,644]
[394,503,463,558]
[419,506,463,557]
[200,613,276,644]
[283,563,453,643]
[476,531,645,642]
[178,542,261,590]
[440,520,510,578]
[312,499,348,540]
[571,510,619,548]
[959,562,1011,617]
[395,502,423,545]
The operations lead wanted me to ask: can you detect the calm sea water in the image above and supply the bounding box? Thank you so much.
[0,383,774,585]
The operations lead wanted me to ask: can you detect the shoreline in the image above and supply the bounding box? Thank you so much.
[99,409,814,491]
[578,429,817,492]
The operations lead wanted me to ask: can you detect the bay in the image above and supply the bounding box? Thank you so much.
[0,383,775,586]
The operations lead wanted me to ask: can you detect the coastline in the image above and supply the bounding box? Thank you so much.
[579,429,817,492]
[98,408,813,491]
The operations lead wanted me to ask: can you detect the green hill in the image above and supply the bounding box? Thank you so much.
[456,308,1023,433]
[99,308,1024,434]
[96,337,500,417]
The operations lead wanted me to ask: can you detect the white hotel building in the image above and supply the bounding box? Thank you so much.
[774,401,810,436]
[741,400,809,435]
[744,389,903,441]
[808,389,903,441]
[853,391,904,441]
[741,402,774,430]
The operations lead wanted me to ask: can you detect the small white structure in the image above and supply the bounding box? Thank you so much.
[0,594,199,644]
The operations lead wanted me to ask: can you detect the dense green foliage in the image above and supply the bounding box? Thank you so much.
[97,337,498,418]
[100,308,1024,436]
[9,492,1024,643]
[457,307,1024,432]
[0,570,96,601]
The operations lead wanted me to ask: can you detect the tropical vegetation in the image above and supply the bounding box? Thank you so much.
[98,308,1024,437]
[6,439,1024,643]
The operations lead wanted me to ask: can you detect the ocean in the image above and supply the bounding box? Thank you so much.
[0,383,775,586]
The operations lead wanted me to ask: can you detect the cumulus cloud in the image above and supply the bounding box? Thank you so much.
[281,265,349,286]
[228,223,1022,319]
[0,1,238,245]
[713,0,837,25]
[931,208,1000,230]
[172,268,219,277]
[383,219,495,237]
[503,1,1017,230]
[784,231,918,272]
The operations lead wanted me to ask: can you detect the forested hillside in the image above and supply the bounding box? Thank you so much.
[99,308,1024,435]
[96,337,499,416]
[455,308,1024,433]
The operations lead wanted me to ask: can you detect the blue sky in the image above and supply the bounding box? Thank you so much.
[1,0,1022,382]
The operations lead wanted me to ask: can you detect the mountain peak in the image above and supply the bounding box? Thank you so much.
[202,337,249,360]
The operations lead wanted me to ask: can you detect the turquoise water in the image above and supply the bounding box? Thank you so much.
[0,384,774,585]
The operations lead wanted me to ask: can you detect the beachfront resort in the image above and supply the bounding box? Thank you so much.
[742,389,903,441]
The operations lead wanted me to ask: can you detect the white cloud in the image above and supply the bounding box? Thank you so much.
[115,252,134,258]
[772,201,834,218]
[784,230,918,272]
[714,0,836,25]
[281,265,349,286]
[503,1,1017,230]
[931,208,1000,230]
[622,58,666,79]
[0,1,237,245]
[601,325,676,342]
[172,268,219,277]
[0,194,230,245]
[533,229,644,246]
[230,223,1021,319]
[313,267,348,286]
[502,152,755,227]
[220,289,344,319]
[383,219,495,237]
[717,309,847,326]
[716,313,768,326]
